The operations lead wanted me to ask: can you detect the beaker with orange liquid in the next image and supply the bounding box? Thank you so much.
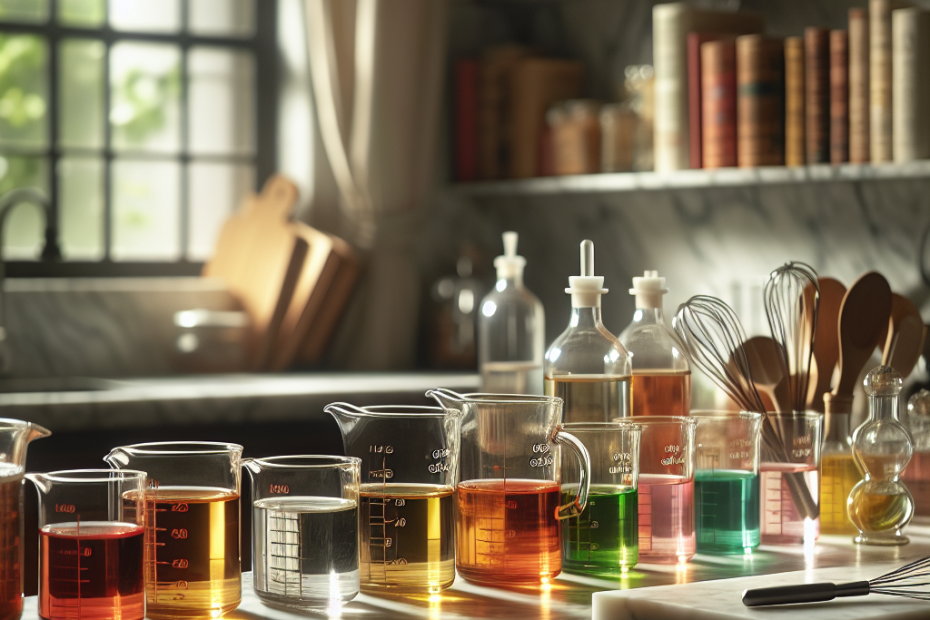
[105,442,243,619]
[428,389,591,586]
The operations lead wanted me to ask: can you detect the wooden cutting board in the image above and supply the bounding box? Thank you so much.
[202,175,307,370]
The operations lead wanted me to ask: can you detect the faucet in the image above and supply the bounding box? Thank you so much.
[0,187,62,374]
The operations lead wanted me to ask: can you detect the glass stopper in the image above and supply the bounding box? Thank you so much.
[863,365,903,397]
[909,389,930,417]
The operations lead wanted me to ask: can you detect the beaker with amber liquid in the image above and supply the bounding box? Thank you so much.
[106,441,243,618]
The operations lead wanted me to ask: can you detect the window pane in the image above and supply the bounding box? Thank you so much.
[0,156,49,259]
[112,159,180,260]
[0,35,48,148]
[0,0,48,23]
[188,161,253,260]
[188,47,254,156]
[109,0,179,32]
[59,39,104,149]
[110,43,180,153]
[59,157,104,259]
[59,0,105,27]
[189,0,254,37]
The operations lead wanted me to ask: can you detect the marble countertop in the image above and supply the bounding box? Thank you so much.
[0,372,480,430]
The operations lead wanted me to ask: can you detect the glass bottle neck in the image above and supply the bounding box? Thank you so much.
[825,412,851,443]
[630,307,665,326]
[570,306,603,328]
[868,393,902,423]
[496,274,523,290]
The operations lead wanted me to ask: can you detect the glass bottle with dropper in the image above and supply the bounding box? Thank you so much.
[478,232,546,394]
[619,271,691,416]
[544,240,632,422]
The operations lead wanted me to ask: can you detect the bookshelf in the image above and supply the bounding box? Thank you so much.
[450,160,930,198]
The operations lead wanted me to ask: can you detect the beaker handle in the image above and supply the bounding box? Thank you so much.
[554,428,590,520]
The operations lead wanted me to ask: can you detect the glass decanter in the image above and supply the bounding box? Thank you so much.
[848,365,915,545]
[903,389,930,516]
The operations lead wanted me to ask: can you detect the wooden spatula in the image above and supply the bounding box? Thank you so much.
[879,293,926,377]
[741,336,792,413]
[806,277,846,411]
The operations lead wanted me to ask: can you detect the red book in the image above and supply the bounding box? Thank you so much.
[688,33,717,168]
[702,39,738,168]
[454,59,478,182]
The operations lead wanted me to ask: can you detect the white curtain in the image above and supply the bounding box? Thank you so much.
[302,0,449,369]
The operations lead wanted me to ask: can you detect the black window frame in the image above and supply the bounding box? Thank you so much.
[1,0,278,277]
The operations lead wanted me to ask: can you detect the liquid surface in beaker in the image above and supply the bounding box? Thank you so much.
[637,474,695,562]
[695,470,760,553]
[145,487,240,619]
[456,479,561,584]
[39,522,145,620]
[253,496,358,606]
[820,453,860,534]
[545,375,631,422]
[630,370,691,417]
[358,484,454,593]
[760,462,819,544]
[0,469,23,620]
[562,485,638,575]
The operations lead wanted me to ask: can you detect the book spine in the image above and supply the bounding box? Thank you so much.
[701,39,737,169]
[830,31,849,164]
[892,8,930,161]
[870,0,895,162]
[688,32,709,169]
[805,28,831,164]
[454,59,478,182]
[849,8,870,163]
[654,3,692,172]
[785,37,805,166]
[737,35,785,167]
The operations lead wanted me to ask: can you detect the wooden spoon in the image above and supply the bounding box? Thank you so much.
[806,277,846,412]
[741,336,792,413]
[879,294,925,377]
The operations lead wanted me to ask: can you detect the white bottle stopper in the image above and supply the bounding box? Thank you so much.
[630,270,668,309]
[494,231,527,280]
[566,240,608,308]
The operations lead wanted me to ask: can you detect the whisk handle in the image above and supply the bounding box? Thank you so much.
[742,581,870,606]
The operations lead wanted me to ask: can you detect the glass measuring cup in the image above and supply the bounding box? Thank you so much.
[243,455,361,611]
[325,402,459,594]
[561,422,641,576]
[627,416,696,563]
[0,418,49,620]
[105,442,243,619]
[692,411,763,554]
[26,470,147,620]
[427,389,591,586]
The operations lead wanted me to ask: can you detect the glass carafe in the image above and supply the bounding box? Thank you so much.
[427,388,591,586]
[0,419,50,620]
[325,402,460,595]
[105,442,243,619]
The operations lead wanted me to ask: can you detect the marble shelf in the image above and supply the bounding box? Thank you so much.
[451,160,930,198]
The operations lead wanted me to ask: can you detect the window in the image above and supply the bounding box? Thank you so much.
[0,0,277,276]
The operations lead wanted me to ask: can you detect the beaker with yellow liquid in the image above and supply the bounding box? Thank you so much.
[105,441,243,619]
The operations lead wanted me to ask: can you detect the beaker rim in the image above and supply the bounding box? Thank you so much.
[35,469,147,483]
[246,455,360,469]
[336,405,459,419]
[689,410,764,421]
[616,415,696,426]
[113,441,244,455]
[0,417,36,428]
[454,393,563,406]
[563,421,642,433]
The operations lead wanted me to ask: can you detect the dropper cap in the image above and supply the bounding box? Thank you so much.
[566,240,608,308]
[494,231,527,280]
[630,270,669,309]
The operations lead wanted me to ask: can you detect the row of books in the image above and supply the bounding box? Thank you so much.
[656,0,930,172]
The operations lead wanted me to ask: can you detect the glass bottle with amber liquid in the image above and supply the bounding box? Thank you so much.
[619,270,690,416]
[820,393,861,535]
[544,240,632,422]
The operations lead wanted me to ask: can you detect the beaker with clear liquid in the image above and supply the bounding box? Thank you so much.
[428,389,591,586]
[243,455,361,611]
[105,441,243,619]
[325,403,460,594]
[0,418,49,620]
[26,469,146,620]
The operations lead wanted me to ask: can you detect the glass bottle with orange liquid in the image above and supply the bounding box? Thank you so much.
[619,271,690,417]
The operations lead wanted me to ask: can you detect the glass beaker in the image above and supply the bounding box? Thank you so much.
[26,470,146,620]
[243,455,361,611]
[427,389,591,586]
[0,418,49,620]
[691,412,763,554]
[560,422,641,576]
[105,442,243,619]
[325,402,459,594]
[759,412,822,545]
[629,416,696,563]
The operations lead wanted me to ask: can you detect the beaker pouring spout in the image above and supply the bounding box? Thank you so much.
[426,388,467,411]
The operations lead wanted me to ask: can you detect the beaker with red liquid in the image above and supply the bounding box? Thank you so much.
[428,389,591,586]
[0,418,50,620]
[26,469,146,620]
[105,442,243,619]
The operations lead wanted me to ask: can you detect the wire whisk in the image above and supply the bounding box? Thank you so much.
[743,556,930,606]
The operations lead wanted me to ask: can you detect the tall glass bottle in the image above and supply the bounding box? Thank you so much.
[820,393,860,535]
[619,270,690,416]
[544,240,632,422]
[903,389,930,516]
[478,232,546,394]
